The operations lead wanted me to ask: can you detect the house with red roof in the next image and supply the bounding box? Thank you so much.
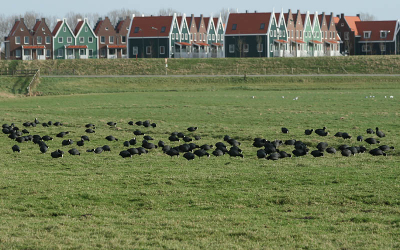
[94,17,116,59]
[225,11,279,58]
[284,10,306,57]
[355,20,399,55]
[28,18,53,60]
[320,12,341,56]
[114,16,131,58]
[307,12,323,57]
[174,14,193,58]
[335,14,361,55]
[52,18,75,59]
[273,10,289,57]
[4,18,33,60]
[128,14,180,58]
[207,14,224,58]
[74,18,98,59]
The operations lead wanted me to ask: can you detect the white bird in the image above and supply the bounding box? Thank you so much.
[390,96,394,99]
[282,96,285,98]
[252,96,255,99]
[365,96,368,98]
[385,96,387,98]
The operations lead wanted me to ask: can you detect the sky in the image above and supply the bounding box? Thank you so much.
[1,0,399,20]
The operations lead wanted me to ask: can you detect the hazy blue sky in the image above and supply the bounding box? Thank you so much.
[1,0,399,20]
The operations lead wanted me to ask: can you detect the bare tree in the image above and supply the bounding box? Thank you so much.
[65,11,84,30]
[359,12,376,21]
[237,37,244,58]
[22,11,43,30]
[157,8,182,16]
[216,8,238,24]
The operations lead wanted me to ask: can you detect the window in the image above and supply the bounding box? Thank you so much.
[89,50,93,57]
[344,32,349,40]
[299,31,302,38]
[67,49,73,56]
[37,49,44,56]
[63,27,66,32]
[23,50,29,56]
[232,24,237,30]
[109,36,114,43]
[190,34,193,41]
[109,49,115,55]
[362,44,371,52]
[67,37,72,43]
[161,26,166,33]
[229,44,234,53]
[270,30,273,36]
[105,27,109,31]
[46,49,51,57]
[243,44,249,52]
[134,27,140,33]
[341,23,344,27]
[101,49,106,57]
[146,46,152,55]
[79,37,84,43]
[296,30,298,38]
[160,46,165,54]
[172,34,175,40]
[364,31,371,39]
[101,36,105,43]
[132,46,138,55]
[381,44,386,51]
[21,28,24,31]
[80,49,86,55]
[122,36,126,43]
[85,27,88,32]
[181,33,184,40]
[325,31,327,39]
[15,36,21,44]
[16,49,21,58]
[203,33,206,41]
[176,33,179,40]
[37,36,42,44]
[333,31,336,38]
[88,37,93,43]
[270,43,273,52]
[122,49,127,55]
[58,37,63,43]
[185,34,188,40]
[24,36,29,44]
[46,36,51,44]
[58,49,63,57]
[282,31,285,37]
[257,43,263,52]
[291,30,294,38]
[42,27,45,32]
[200,34,202,41]
[380,31,387,38]
[260,23,265,29]
[212,34,215,40]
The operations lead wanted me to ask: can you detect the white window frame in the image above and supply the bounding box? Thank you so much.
[101,36,105,44]
[46,49,51,57]
[37,36,42,44]
[243,44,249,53]
[362,44,371,52]
[344,32,349,40]
[89,49,93,57]
[229,44,234,53]
[58,49,63,57]
[109,36,114,44]
[181,33,184,40]
[15,49,21,58]
[37,49,44,56]
[88,37,93,43]
[101,48,106,57]
[58,37,63,43]
[380,31,387,38]
[257,43,263,52]
[270,43,273,52]
[121,36,126,43]
[80,49,86,56]
[185,34,188,40]
[15,36,21,44]
[79,37,84,43]
[203,33,206,41]
[200,34,202,41]
[172,33,175,40]
[46,36,51,44]
[85,27,88,32]
[364,31,371,39]
[24,36,29,44]
[132,46,138,55]
[41,27,45,31]
[67,37,72,43]
[160,46,165,54]
[63,27,66,32]
[341,23,344,27]
[380,44,386,51]
[146,46,152,55]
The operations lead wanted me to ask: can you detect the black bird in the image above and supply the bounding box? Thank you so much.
[102,145,111,152]
[16,137,26,143]
[305,129,313,135]
[378,145,394,151]
[253,139,267,148]
[315,127,328,136]
[127,148,139,156]
[326,147,337,154]
[188,143,199,151]
[22,129,29,134]
[51,150,63,158]
[334,132,343,138]
[311,150,324,157]
[133,130,144,136]
[376,127,385,138]
[366,128,374,134]
[143,120,150,127]
[227,139,241,147]
[365,138,380,145]
[107,122,117,127]
[120,150,132,158]
[42,123,49,127]
[292,149,308,157]
[357,135,363,142]
[128,121,134,126]
[151,123,157,128]
[86,149,94,152]
[105,135,118,141]
[279,151,292,158]
[47,121,53,126]
[179,144,191,152]
[53,122,62,126]
[42,135,53,141]
[284,139,296,146]
[347,147,359,155]
[227,148,243,158]
[341,133,352,140]
[135,121,143,126]
[338,145,350,151]
[166,149,179,157]
[81,135,90,141]
[85,123,95,128]
[317,142,328,152]
[77,140,85,147]
[94,147,104,154]
[341,149,353,157]
[187,127,198,132]
[40,145,48,154]
[281,127,289,134]
[267,152,280,160]
[183,152,195,160]
[183,136,192,142]
[223,135,231,142]
[194,149,210,158]
[162,145,172,153]
[34,118,39,124]
[12,145,21,153]
[177,132,185,138]
[142,141,157,150]
[369,148,386,156]
[358,146,367,153]
[123,141,130,147]
[85,129,95,133]
[200,144,213,151]
[129,138,137,145]
[158,140,166,148]
[62,139,73,146]
[68,148,80,155]
[56,132,69,138]
[257,149,267,159]
[212,149,224,157]
[168,135,180,142]
[144,135,154,141]
[137,147,148,155]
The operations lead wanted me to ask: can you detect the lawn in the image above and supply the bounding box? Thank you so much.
[0,76,399,249]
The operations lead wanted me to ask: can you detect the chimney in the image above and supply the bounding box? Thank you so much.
[41,18,46,22]
[191,14,194,19]
[255,10,257,13]
[341,13,344,19]
[78,19,82,22]
[246,10,248,13]
[322,12,325,16]
[98,17,102,21]
[15,19,18,22]
[330,12,333,17]
[337,14,340,18]
[36,19,40,22]
[119,17,123,21]
[356,14,360,18]
[20,18,24,22]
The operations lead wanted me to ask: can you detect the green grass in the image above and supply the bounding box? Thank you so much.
[0,76,399,249]
[1,55,400,75]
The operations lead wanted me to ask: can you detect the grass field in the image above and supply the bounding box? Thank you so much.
[0,75,399,249]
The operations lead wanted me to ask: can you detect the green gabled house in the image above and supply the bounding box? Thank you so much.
[205,16,223,57]
[301,12,314,56]
[273,11,289,57]
[174,14,192,58]
[309,12,323,56]
[214,14,225,56]
[52,18,75,59]
[128,14,179,58]
[74,18,98,59]
[225,11,278,58]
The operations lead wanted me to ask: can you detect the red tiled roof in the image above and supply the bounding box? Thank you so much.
[129,16,173,38]
[355,20,397,41]
[66,45,87,49]
[194,17,202,31]
[176,42,191,46]
[212,42,223,46]
[309,40,323,44]
[301,14,307,25]
[213,18,219,29]
[6,20,20,40]
[203,17,210,30]
[176,16,183,29]
[344,16,361,36]
[275,39,288,43]
[193,42,209,46]
[94,20,103,35]
[186,17,192,27]
[225,13,271,35]
[309,14,316,26]
[275,13,280,24]
[52,21,63,36]
[325,40,339,44]
[293,40,305,43]
[23,45,46,49]
[333,17,340,24]
[32,20,41,33]
[108,45,126,49]
[74,20,84,36]
[284,13,289,23]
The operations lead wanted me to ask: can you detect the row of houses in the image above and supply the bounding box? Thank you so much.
[3,10,400,60]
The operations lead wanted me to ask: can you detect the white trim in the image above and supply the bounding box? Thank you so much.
[127,14,135,57]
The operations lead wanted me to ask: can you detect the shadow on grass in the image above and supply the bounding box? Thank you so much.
[12,77,31,95]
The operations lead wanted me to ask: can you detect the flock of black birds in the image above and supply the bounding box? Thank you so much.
[2,117,395,161]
